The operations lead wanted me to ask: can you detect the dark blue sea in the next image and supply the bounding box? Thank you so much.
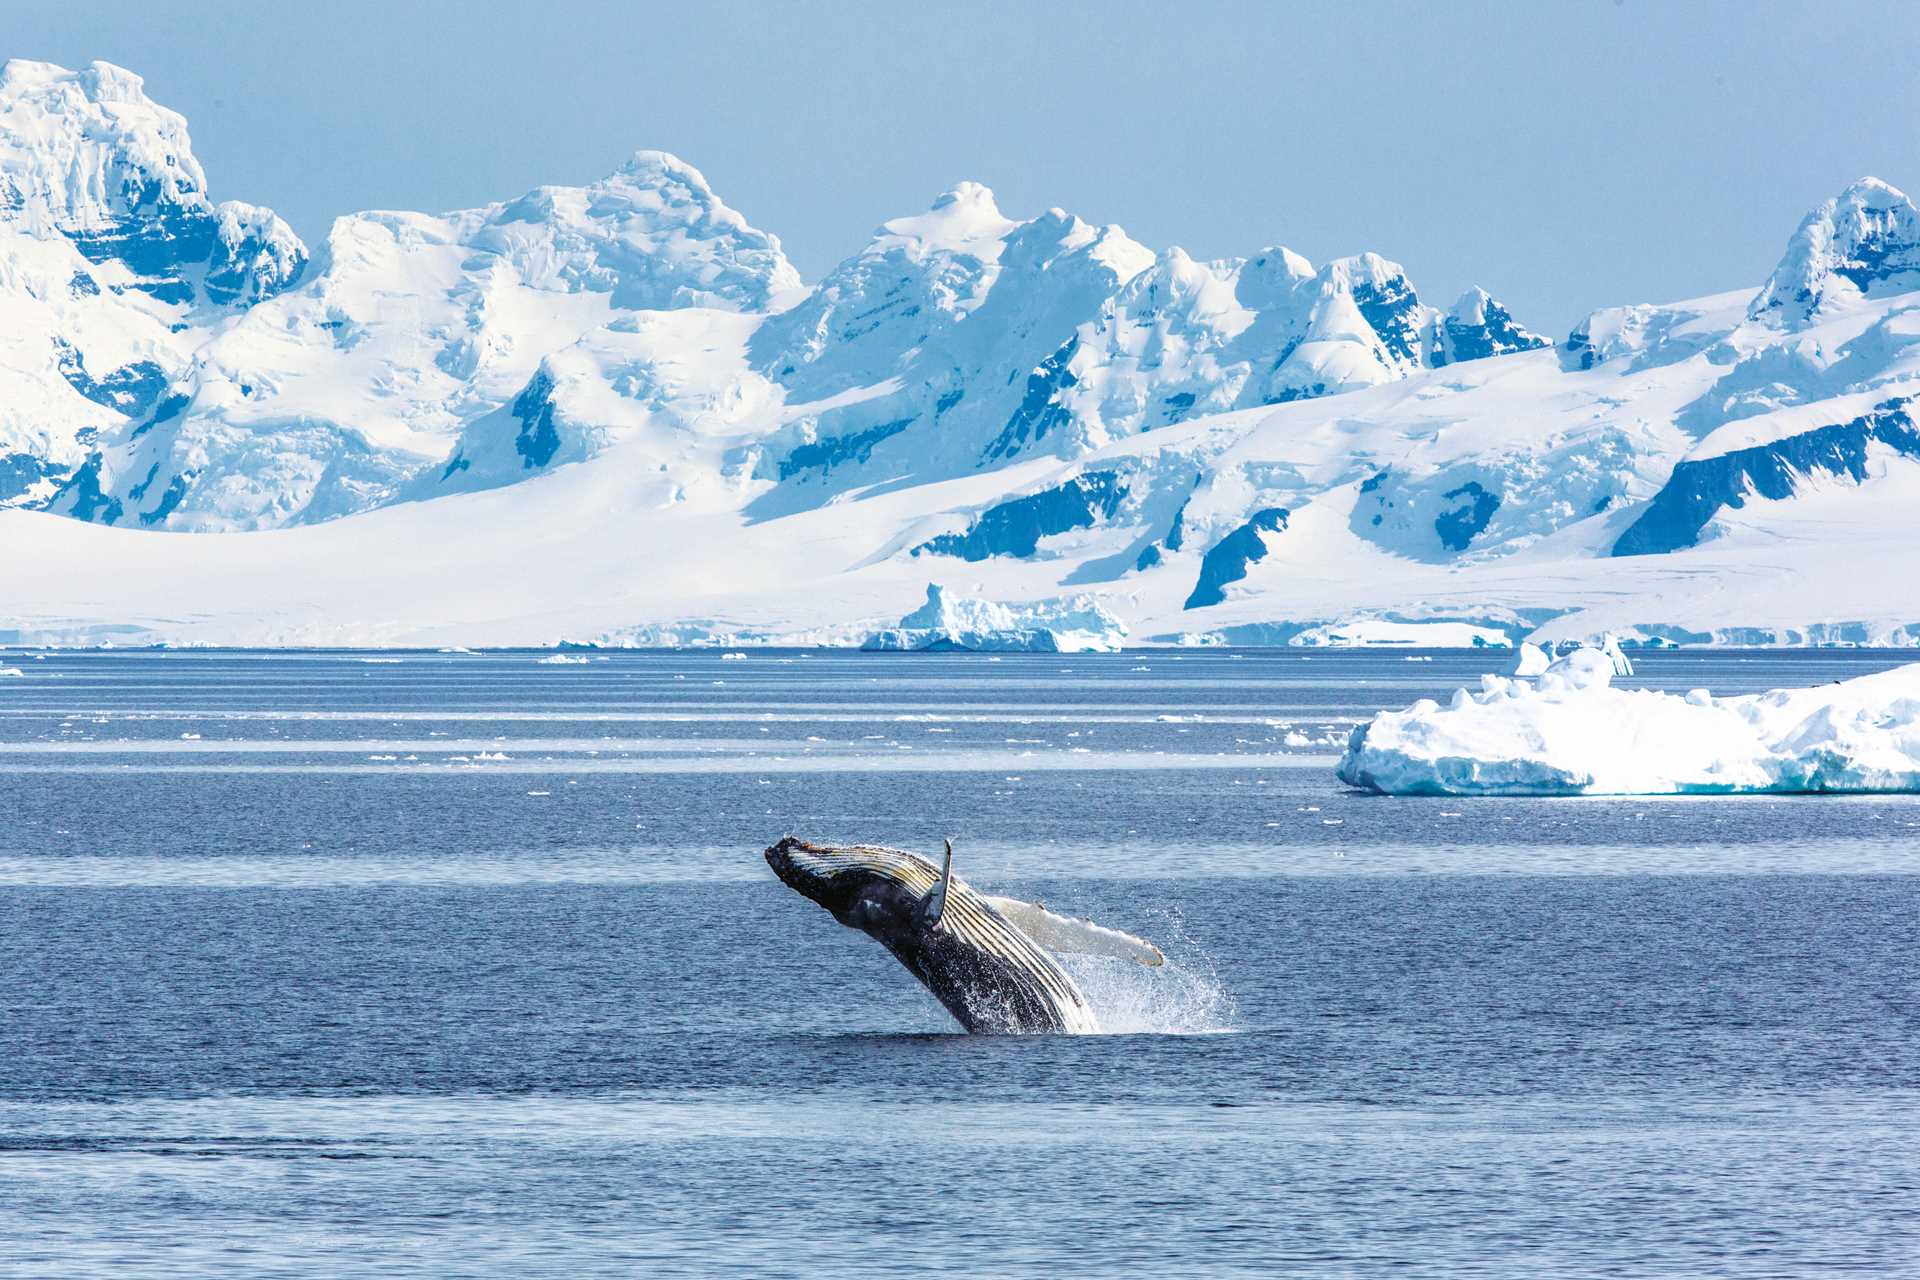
[2,647,1917,1276]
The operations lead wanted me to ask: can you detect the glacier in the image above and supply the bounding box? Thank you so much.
[1337,648,1920,796]
[4,59,1920,648]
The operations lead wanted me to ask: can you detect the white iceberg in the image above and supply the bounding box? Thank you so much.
[1338,651,1920,795]
[1511,642,1550,676]
[861,584,1127,653]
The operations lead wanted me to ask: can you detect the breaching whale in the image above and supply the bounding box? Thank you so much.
[764,836,1165,1034]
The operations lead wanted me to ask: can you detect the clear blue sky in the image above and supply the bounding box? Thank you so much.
[8,0,1918,335]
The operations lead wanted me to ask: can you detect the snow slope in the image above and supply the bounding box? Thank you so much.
[2,60,1920,648]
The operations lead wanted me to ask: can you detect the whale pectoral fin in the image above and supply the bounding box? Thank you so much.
[917,838,955,930]
[980,895,1166,967]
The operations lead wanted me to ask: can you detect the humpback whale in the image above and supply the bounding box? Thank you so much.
[764,836,1165,1034]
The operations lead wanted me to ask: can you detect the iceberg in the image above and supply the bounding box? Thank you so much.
[1338,650,1920,795]
[1511,641,1551,676]
[861,584,1127,653]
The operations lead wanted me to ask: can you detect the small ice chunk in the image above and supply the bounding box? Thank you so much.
[1512,642,1550,676]
[1537,647,1615,694]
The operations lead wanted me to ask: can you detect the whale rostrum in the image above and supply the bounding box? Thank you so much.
[764,835,1164,1034]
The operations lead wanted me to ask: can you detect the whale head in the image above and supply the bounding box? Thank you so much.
[763,835,948,938]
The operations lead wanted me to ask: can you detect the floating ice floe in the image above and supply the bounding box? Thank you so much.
[1338,641,1920,795]
[861,584,1127,653]
[535,654,591,665]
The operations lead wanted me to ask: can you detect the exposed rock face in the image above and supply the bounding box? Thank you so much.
[1430,286,1549,365]
[1614,398,1920,557]
[913,471,1130,561]
[1185,507,1289,609]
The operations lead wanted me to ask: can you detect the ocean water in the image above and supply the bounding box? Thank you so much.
[1,647,1917,1276]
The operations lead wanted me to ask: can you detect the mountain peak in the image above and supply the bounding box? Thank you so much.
[606,150,741,211]
[0,56,304,306]
[615,148,706,181]
[1320,252,1410,291]
[0,57,207,235]
[1233,246,1315,310]
[876,182,1017,260]
[1750,175,1920,325]
[476,148,800,309]
[1435,285,1548,365]
[930,180,1001,215]
[1836,175,1910,208]
[207,201,308,305]
[1,57,146,99]
[1449,285,1495,323]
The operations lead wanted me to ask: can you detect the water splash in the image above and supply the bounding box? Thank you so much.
[1057,906,1238,1035]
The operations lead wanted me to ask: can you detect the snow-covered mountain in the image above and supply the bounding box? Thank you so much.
[0,59,306,511]
[3,58,1920,649]
[0,63,1541,533]
[27,131,800,529]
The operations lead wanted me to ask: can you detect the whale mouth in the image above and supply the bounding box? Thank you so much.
[763,835,857,904]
